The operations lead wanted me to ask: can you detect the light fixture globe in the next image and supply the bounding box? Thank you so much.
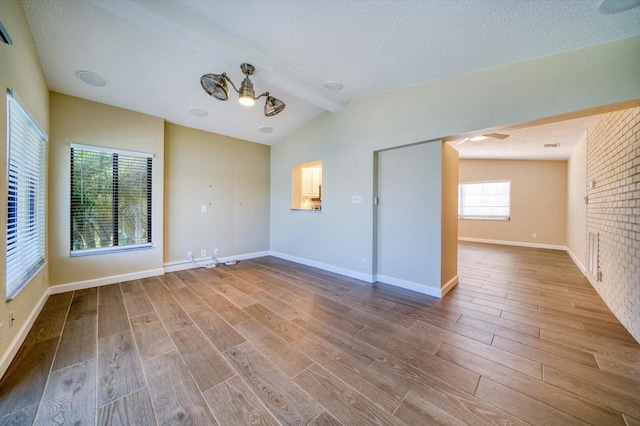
[264,96,285,117]
[201,73,229,101]
[238,76,256,106]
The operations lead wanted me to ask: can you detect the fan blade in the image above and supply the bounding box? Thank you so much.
[485,132,510,139]
[456,137,470,145]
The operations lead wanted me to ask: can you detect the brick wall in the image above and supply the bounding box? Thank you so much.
[586,106,640,342]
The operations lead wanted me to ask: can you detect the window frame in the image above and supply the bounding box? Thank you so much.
[6,89,47,300]
[458,180,511,221]
[70,143,153,256]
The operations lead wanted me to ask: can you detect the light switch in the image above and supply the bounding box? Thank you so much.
[352,195,361,204]
[201,205,207,213]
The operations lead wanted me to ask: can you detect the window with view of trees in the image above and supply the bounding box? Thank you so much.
[458,181,510,220]
[6,90,47,300]
[70,144,152,255]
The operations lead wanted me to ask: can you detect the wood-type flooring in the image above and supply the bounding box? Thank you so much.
[1,242,639,425]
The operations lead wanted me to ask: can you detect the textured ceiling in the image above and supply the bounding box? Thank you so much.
[21,0,640,147]
[449,115,599,160]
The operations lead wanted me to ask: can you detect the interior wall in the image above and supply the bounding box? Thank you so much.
[270,36,640,283]
[0,0,50,374]
[567,134,588,270]
[164,123,270,265]
[48,93,165,286]
[441,144,459,289]
[376,142,442,293]
[585,106,640,342]
[458,159,568,247]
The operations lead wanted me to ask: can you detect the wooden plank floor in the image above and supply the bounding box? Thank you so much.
[1,242,639,425]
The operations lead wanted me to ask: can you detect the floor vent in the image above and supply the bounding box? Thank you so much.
[544,143,560,148]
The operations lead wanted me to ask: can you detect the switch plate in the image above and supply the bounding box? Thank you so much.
[352,195,361,204]
[532,233,537,239]
[201,205,207,213]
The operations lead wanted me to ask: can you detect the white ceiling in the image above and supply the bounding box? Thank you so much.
[449,115,599,160]
[21,0,640,148]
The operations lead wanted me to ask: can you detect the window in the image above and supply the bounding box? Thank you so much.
[6,90,47,300]
[70,144,152,255]
[291,161,322,211]
[458,181,510,220]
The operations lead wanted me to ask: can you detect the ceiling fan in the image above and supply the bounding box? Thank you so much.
[456,132,510,145]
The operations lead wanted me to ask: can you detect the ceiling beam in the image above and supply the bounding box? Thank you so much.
[90,0,346,113]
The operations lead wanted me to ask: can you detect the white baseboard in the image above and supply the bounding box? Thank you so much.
[221,251,270,263]
[164,257,214,273]
[269,251,374,283]
[374,274,444,298]
[0,288,50,380]
[566,248,587,275]
[49,268,165,294]
[458,237,567,251]
[164,251,271,273]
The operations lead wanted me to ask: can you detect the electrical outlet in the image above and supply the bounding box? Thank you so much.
[201,249,206,257]
[187,251,193,261]
[532,233,537,239]
[362,260,368,268]
[214,248,219,256]
[9,311,14,328]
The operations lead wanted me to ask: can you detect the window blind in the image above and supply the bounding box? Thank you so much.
[6,90,47,300]
[458,181,510,220]
[70,145,152,255]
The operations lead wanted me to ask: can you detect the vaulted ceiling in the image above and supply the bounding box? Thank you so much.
[22,0,640,149]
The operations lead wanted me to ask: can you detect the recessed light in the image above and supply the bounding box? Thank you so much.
[470,136,488,142]
[600,0,640,13]
[189,108,208,117]
[258,126,273,134]
[76,71,107,87]
[324,81,343,91]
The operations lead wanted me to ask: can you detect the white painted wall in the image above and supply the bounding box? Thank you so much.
[376,142,442,293]
[567,134,588,271]
[270,36,640,284]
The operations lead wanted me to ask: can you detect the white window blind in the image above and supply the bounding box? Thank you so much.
[70,144,152,255]
[6,90,47,300]
[458,181,510,220]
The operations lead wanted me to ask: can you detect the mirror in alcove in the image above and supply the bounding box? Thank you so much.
[291,161,322,211]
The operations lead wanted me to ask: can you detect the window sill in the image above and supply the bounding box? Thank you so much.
[70,243,153,257]
[6,260,47,302]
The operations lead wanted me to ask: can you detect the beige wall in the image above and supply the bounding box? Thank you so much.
[459,159,568,247]
[585,107,640,342]
[49,93,165,286]
[0,0,50,373]
[567,134,588,269]
[441,144,459,289]
[164,123,270,264]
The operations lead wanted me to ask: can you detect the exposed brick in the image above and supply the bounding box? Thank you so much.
[587,107,640,343]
